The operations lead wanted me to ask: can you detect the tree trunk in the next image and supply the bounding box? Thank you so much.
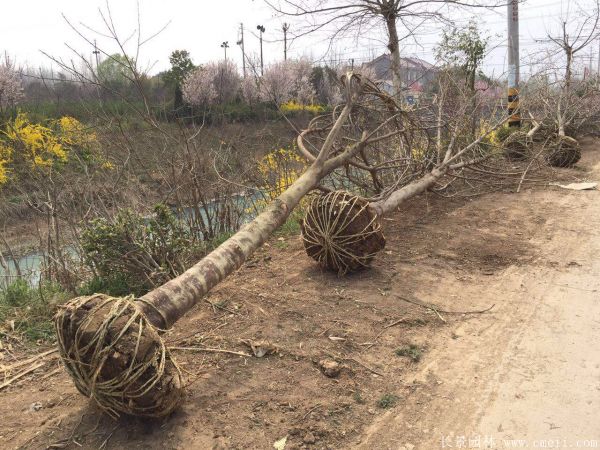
[369,168,445,216]
[138,103,355,329]
[385,14,403,96]
[469,69,478,139]
[565,49,573,92]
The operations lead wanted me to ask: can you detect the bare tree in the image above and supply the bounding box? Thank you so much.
[545,0,600,137]
[266,0,502,95]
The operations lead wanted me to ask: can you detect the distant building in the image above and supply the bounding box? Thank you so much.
[361,54,437,97]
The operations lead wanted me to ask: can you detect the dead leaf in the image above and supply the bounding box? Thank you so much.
[273,436,287,450]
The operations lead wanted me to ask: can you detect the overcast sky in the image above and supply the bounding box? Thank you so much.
[0,0,595,79]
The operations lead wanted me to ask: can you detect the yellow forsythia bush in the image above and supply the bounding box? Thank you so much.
[0,113,106,185]
[280,100,326,115]
[258,146,306,200]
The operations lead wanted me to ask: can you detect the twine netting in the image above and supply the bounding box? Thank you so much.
[503,131,530,161]
[54,294,183,418]
[301,191,386,274]
[547,136,581,167]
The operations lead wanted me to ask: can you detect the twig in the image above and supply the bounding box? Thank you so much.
[165,322,228,345]
[384,317,407,329]
[40,366,63,380]
[347,357,384,377]
[204,299,240,315]
[0,348,57,373]
[0,361,45,390]
[98,425,119,450]
[303,403,322,419]
[169,346,251,357]
[517,146,546,193]
[395,295,495,315]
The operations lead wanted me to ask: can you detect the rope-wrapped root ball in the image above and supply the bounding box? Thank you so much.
[54,294,183,418]
[503,131,530,161]
[301,191,386,274]
[547,135,581,167]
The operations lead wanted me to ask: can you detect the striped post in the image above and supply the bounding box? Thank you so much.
[507,0,521,127]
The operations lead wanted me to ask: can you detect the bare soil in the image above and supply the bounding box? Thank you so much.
[1,140,600,449]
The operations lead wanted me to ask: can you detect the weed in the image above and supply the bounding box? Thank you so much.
[353,391,366,404]
[0,280,69,342]
[395,344,423,362]
[377,393,398,409]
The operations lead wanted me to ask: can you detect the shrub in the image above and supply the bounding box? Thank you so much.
[81,204,201,296]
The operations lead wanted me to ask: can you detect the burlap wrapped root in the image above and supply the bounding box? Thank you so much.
[301,191,386,274]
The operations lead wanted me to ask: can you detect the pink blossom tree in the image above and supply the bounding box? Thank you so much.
[241,75,261,104]
[0,62,23,113]
[259,58,315,105]
[182,61,241,107]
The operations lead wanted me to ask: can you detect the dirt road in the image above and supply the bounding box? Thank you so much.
[358,153,600,449]
[1,142,600,450]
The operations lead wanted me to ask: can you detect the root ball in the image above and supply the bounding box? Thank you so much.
[54,294,183,417]
[503,131,530,161]
[301,191,385,274]
[547,136,581,167]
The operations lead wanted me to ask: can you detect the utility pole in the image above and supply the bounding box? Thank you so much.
[92,40,100,72]
[282,23,290,61]
[597,39,600,75]
[221,41,229,61]
[257,25,265,76]
[507,0,520,127]
[237,23,246,78]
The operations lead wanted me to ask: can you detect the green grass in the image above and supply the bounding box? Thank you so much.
[278,215,302,236]
[0,279,70,342]
[395,344,423,362]
[353,391,366,404]
[377,393,398,409]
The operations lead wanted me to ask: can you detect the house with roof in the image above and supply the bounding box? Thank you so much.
[361,54,437,101]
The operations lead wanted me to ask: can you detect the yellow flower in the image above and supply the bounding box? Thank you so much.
[280,100,326,115]
[0,142,12,185]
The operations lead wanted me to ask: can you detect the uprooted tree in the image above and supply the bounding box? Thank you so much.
[55,70,514,417]
[502,0,600,166]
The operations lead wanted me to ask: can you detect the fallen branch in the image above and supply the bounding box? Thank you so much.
[395,295,495,316]
[169,346,251,357]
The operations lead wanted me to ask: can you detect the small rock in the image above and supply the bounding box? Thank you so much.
[303,432,317,445]
[318,359,341,378]
[28,402,42,412]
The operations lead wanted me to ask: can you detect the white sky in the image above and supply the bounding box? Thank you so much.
[0,0,596,79]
